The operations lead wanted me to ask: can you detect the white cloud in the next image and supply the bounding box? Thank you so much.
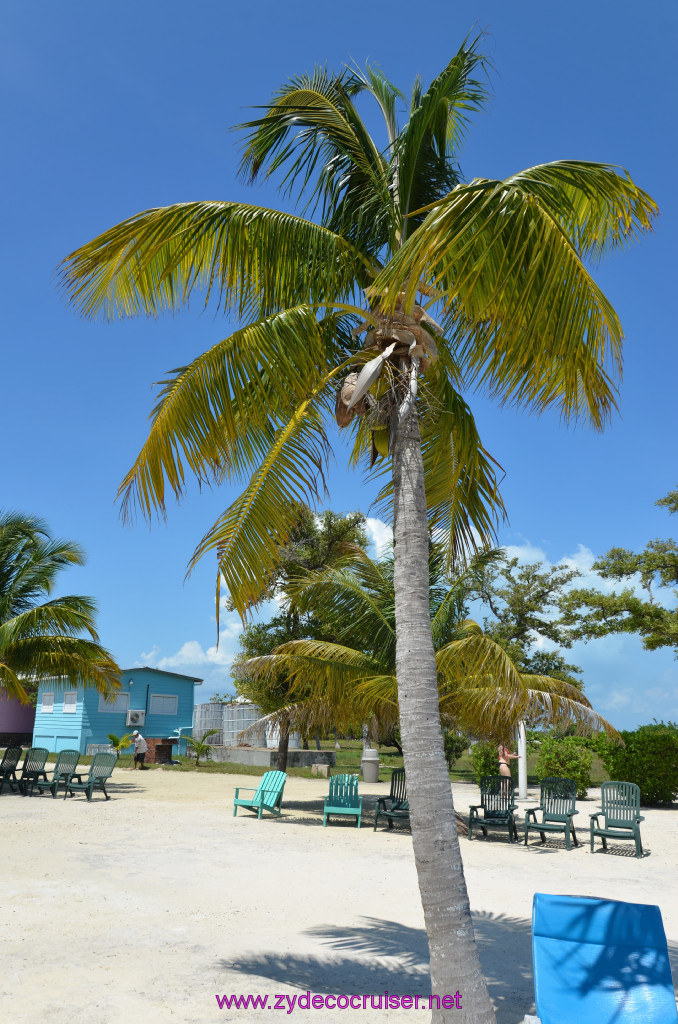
[365,517,393,558]
[502,539,548,564]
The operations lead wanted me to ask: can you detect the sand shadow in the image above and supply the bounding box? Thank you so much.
[220,913,540,1022]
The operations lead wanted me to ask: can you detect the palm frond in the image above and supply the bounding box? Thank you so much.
[187,401,334,617]
[376,162,656,426]
[523,675,621,740]
[394,37,489,236]
[237,70,394,256]
[59,202,370,322]
[117,308,351,522]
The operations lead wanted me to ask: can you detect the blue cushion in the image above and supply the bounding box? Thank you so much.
[532,893,677,1024]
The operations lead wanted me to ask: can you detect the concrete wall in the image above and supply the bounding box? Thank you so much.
[210,746,336,768]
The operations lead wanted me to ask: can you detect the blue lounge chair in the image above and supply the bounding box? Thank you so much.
[233,770,286,819]
[524,893,678,1023]
[323,773,362,827]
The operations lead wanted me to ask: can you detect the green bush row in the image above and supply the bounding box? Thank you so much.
[596,722,678,806]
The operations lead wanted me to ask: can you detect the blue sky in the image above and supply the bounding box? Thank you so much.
[2,1,676,728]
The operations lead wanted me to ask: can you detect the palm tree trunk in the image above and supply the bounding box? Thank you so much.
[277,722,290,772]
[392,404,496,1024]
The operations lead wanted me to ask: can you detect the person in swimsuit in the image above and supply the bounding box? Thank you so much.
[498,741,519,778]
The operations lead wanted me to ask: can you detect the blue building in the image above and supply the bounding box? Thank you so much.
[32,666,202,755]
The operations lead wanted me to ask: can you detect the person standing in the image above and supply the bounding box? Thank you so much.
[498,741,519,779]
[132,730,148,769]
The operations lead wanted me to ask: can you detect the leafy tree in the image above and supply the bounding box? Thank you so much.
[0,511,120,702]
[209,691,237,704]
[59,40,655,1022]
[186,729,219,767]
[107,732,133,758]
[562,486,678,656]
[471,554,584,687]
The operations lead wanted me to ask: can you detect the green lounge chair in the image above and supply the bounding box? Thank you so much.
[323,773,362,827]
[35,748,81,798]
[64,752,116,800]
[374,768,409,830]
[0,746,22,795]
[469,775,518,843]
[233,770,286,818]
[590,781,645,858]
[524,777,579,850]
[17,747,49,796]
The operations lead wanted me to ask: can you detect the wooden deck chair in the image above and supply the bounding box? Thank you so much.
[524,893,678,1023]
[233,770,286,819]
[524,777,579,850]
[35,748,81,798]
[64,752,116,800]
[323,773,362,827]
[17,747,49,796]
[0,746,22,795]
[373,768,409,831]
[468,775,518,843]
[590,781,645,858]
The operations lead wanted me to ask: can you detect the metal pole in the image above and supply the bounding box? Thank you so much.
[518,720,527,800]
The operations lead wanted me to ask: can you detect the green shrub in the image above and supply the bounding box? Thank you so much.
[471,741,517,784]
[535,737,593,798]
[443,731,469,770]
[597,722,678,806]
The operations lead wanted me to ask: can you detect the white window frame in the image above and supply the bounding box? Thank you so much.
[41,692,54,714]
[98,692,130,714]
[63,691,78,714]
[149,693,178,716]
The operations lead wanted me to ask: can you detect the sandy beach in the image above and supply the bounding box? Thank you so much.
[2,767,676,1023]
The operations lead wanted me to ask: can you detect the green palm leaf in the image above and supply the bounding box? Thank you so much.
[59,202,370,321]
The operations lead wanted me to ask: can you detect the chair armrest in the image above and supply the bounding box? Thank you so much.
[589,813,602,826]
[525,808,539,823]
[375,797,390,812]
[637,815,645,823]
[570,809,579,817]
[234,786,256,799]
[468,804,480,813]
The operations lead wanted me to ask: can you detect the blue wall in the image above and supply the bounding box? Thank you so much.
[33,667,200,754]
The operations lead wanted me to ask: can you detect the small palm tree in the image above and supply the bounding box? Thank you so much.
[0,511,120,702]
[186,729,219,768]
[239,545,619,743]
[107,733,133,759]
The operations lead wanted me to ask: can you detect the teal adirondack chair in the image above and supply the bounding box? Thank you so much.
[374,768,409,830]
[323,773,362,827]
[590,781,645,858]
[233,770,286,819]
[524,777,579,850]
[64,752,116,800]
[0,746,22,795]
[469,775,518,843]
[35,749,81,798]
[17,747,49,796]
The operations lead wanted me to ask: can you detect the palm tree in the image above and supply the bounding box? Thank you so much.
[107,732,133,759]
[0,512,120,702]
[238,545,619,745]
[58,39,655,1022]
[186,729,219,767]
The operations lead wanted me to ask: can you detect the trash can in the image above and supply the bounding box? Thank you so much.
[361,747,380,783]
